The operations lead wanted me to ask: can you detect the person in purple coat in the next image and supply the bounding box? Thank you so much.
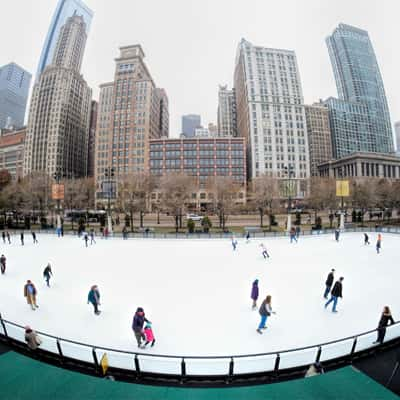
[251,279,259,309]
[132,307,150,348]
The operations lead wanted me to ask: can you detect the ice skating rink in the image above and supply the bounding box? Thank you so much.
[0,232,398,357]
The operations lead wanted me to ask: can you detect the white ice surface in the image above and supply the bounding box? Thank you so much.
[0,232,398,364]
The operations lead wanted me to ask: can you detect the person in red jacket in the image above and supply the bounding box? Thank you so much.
[143,323,156,347]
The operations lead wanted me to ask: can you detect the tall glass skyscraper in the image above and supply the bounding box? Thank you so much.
[0,63,31,129]
[36,0,93,80]
[325,24,394,158]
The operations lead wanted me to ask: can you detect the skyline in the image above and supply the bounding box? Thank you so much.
[1,0,399,139]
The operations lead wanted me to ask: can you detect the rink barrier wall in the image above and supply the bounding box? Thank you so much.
[1,315,400,382]
[22,225,395,240]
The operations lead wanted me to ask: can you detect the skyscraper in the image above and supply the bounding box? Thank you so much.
[24,15,92,177]
[36,0,93,79]
[182,114,201,137]
[87,100,98,177]
[0,63,31,129]
[325,24,394,158]
[234,39,309,196]
[394,121,400,154]
[217,85,237,137]
[94,45,169,201]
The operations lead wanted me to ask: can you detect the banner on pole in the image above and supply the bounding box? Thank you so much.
[336,180,349,197]
[51,184,65,200]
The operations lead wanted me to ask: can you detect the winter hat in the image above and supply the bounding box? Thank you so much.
[253,279,259,285]
[136,307,144,313]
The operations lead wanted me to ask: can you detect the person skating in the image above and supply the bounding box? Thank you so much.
[231,237,238,251]
[324,277,343,313]
[43,264,53,287]
[31,231,38,244]
[6,231,11,244]
[251,279,259,309]
[295,226,301,239]
[364,233,370,245]
[20,231,24,246]
[289,227,297,243]
[0,254,6,275]
[374,306,395,344]
[24,326,42,350]
[376,233,382,254]
[122,226,128,240]
[257,295,275,334]
[246,231,250,243]
[334,228,340,242]
[143,322,156,348]
[2,231,5,244]
[260,243,269,259]
[24,280,39,310]
[87,285,101,315]
[132,307,150,348]
[83,232,89,247]
[323,269,335,299]
[90,229,96,245]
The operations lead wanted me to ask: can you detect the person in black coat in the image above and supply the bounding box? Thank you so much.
[20,231,24,246]
[132,307,150,348]
[374,306,395,344]
[323,269,335,299]
[324,277,343,312]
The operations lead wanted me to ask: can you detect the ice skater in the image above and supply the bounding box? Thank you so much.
[24,280,39,310]
[260,243,269,259]
[334,228,340,242]
[6,231,11,244]
[2,231,5,244]
[364,233,370,245]
[376,234,382,254]
[20,231,24,246]
[87,285,101,315]
[251,279,259,309]
[324,277,343,313]
[31,231,38,244]
[83,232,89,247]
[289,227,297,243]
[246,231,250,243]
[143,322,156,348]
[0,254,6,274]
[43,263,53,287]
[90,229,96,245]
[257,295,275,334]
[373,306,395,344]
[132,307,150,348]
[324,269,335,299]
[231,237,238,251]
[295,226,301,239]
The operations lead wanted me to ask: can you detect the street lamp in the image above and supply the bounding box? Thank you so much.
[53,169,65,231]
[283,164,295,232]
[103,167,115,234]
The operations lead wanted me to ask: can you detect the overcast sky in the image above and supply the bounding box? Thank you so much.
[1,0,399,137]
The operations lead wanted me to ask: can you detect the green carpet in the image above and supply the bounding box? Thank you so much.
[0,352,397,400]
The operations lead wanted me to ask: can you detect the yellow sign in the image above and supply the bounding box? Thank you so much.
[336,180,349,197]
[100,353,109,375]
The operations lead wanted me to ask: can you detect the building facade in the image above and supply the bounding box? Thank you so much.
[217,85,237,137]
[182,114,201,137]
[395,121,400,154]
[87,100,98,177]
[0,127,25,180]
[234,39,309,197]
[0,63,31,129]
[319,152,400,180]
[36,0,93,79]
[326,24,394,158]
[94,45,169,200]
[149,137,246,208]
[24,15,92,178]
[305,103,332,176]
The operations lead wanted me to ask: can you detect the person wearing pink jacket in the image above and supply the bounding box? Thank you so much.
[143,323,156,347]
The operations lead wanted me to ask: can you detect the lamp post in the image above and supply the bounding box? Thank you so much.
[53,169,64,231]
[283,164,295,232]
[104,167,115,234]
[338,168,345,230]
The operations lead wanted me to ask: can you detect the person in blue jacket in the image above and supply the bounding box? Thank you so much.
[87,285,101,315]
[132,307,150,348]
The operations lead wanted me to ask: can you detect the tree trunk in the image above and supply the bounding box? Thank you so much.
[140,211,144,228]
[259,208,263,228]
[130,211,134,232]
[175,215,179,233]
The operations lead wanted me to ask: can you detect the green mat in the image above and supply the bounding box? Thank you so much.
[0,351,397,400]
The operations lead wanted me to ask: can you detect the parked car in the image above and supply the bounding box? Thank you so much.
[186,214,203,221]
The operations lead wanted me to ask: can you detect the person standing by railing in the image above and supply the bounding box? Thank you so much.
[24,280,39,310]
[24,326,41,350]
[374,306,395,344]
[257,295,275,334]
[324,277,343,313]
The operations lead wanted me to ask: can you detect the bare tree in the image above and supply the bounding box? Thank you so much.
[159,173,195,232]
[116,172,154,231]
[251,173,279,229]
[208,176,239,231]
[350,178,377,223]
[307,177,336,225]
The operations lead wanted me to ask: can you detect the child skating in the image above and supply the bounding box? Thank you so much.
[251,279,259,309]
[231,237,238,251]
[143,322,156,347]
[260,243,269,259]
